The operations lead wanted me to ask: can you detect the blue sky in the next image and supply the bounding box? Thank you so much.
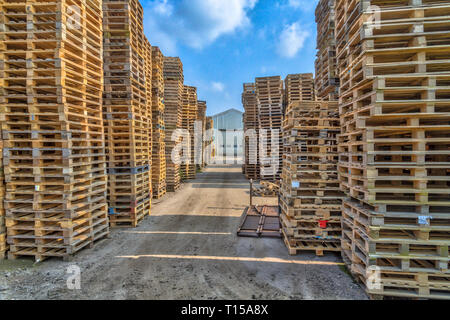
[142,0,319,116]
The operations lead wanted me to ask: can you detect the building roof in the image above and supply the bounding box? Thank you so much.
[211,108,243,118]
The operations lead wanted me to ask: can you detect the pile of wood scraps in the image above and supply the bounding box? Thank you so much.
[251,181,280,198]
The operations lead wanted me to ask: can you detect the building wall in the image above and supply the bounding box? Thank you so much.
[211,109,244,158]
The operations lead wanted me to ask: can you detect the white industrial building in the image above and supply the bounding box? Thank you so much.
[211,108,244,162]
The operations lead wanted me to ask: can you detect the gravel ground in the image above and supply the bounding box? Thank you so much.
[0,165,367,300]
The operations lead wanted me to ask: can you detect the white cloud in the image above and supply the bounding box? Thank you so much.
[154,0,173,15]
[288,0,301,7]
[212,82,225,92]
[287,0,319,11]
[144,0,257,53]
[277,22,309,58]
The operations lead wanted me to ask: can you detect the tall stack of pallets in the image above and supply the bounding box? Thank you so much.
[163,57,183,191]
[151,47,166,199]
[0,0,109,261]
[103,0,151,227]
[0,132,5,259]
[242,83,260,180]
[256,77,283,181]
[284,74,315,107]
[281,101,344,256]
[181,85,198,180]
[335,0,450,299]
[144,39,154,201]
[197,100,207,168]
[315,0,339,101]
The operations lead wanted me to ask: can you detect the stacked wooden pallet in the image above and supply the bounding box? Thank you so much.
[181,85,198,180]
[103,0,151,227]
[315,0,339,101]
[335,0,450,299]
[151,47,166,199]
[284,74,315,107]
[0,132,5,259]
[204,116,214,165]
[255,77,283,181]
[0,0,109,261]
[242,83,260,180]
[145,39,154,203]
[163,57,183,191]
[197,100,207,168]
[281,101,344,256]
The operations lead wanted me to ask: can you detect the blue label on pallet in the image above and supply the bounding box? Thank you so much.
[314,236,333,240]
[292,181,300,188]
[418,216,432,225]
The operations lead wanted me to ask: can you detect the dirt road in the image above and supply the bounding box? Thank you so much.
[0,165,367,300]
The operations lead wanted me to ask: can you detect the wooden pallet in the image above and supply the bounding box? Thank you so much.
[282,229,341,256]
[366,270,450,300]
[7,223,109,262]
[0,0,109,261]
[109,197,150,228]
